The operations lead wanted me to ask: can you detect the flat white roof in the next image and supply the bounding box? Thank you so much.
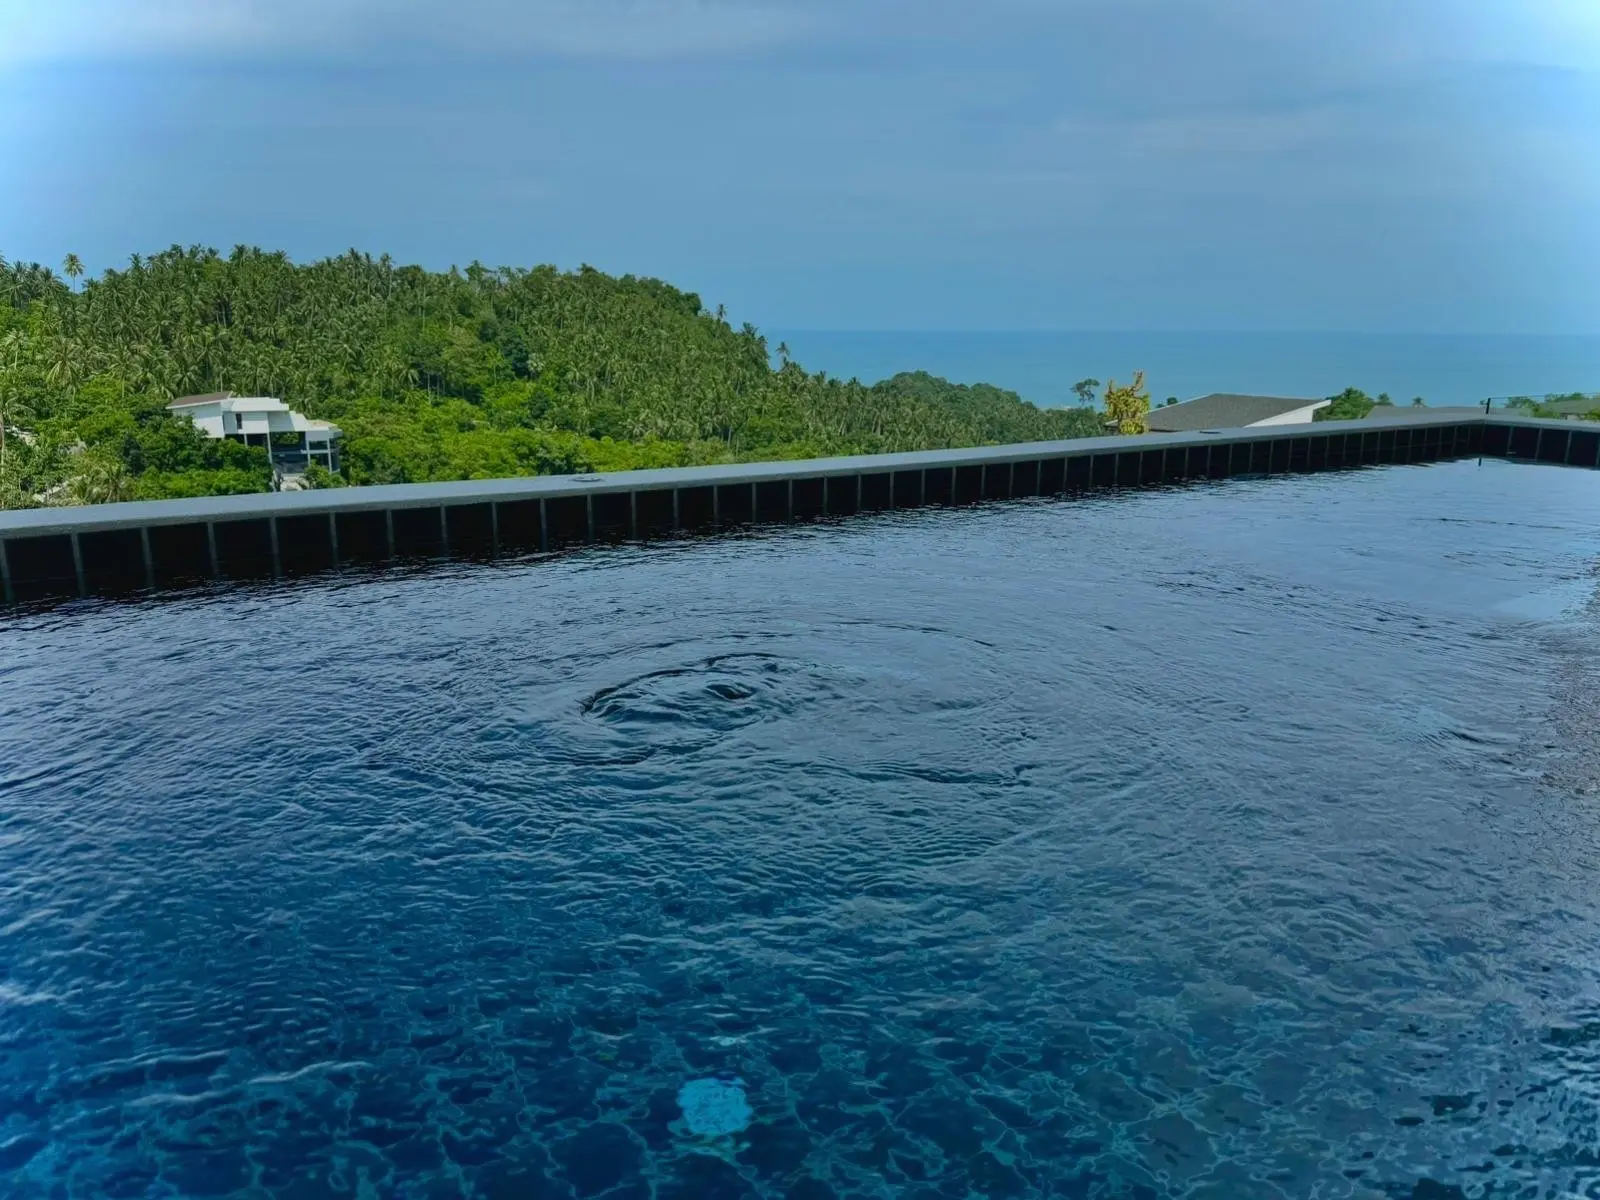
[167,395,340,438]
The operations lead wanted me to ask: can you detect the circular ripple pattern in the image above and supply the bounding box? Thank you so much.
[572,654,846,761]
[4,460,1600,1198]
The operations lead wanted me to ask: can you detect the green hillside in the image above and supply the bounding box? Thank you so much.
[0,247,1104,508]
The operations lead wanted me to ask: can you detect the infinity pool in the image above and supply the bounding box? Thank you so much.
[3,459,1600,1198]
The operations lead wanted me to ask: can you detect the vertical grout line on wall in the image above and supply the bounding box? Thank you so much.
[538,499,549,552]
[139,527,154,591]
[585,495,595,544]
[629,491,638,542]
[490,501,500,558]
[672,488,681,534]
[385,509,396,560]
[268,517,282,579]
[328,512,340,567]
[0,538,11,606]
[206,522,220,579]
[786,479,793,522]
[70,532,87,598]
[439,507,449,558]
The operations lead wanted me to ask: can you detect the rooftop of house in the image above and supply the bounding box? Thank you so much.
[1144,393,1329,432]
[168,393,291,414]
[1362,405,1488,421]
[1541,397,1600,417]
[229,397,294,413]
[167,394,340,438]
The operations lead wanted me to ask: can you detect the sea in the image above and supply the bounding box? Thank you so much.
[770,330,1600,409]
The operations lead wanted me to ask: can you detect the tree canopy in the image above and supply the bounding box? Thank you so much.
[0,246,1105,509]
[1316,387,1379,422]
[1103,372,1150,435]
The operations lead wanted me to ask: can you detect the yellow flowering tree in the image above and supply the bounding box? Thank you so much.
[1104,370,1150,435]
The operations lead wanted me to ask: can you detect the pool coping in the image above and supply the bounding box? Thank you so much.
[0,412,1591,605]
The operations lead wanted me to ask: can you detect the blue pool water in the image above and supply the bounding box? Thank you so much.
[4,459,1600,1198]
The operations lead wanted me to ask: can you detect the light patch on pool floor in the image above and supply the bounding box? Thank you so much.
[677,1077,753,1136]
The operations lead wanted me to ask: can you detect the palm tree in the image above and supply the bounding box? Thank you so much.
[62,253,84,291]
[0,329,22,471]
[67,453,131,506]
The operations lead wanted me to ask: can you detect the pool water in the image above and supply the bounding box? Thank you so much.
[3,459,1600,1198]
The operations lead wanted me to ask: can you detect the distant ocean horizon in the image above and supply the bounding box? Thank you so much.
[769,331,1600,410]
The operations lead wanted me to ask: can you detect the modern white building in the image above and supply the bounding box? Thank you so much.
[1144,393,1332,433]
[168,392,341,474]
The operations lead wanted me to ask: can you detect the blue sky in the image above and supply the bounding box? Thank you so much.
[2,0,1598,333]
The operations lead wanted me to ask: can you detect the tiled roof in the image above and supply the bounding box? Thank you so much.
[1362,405,1486,421]
[1145,393,1325,432]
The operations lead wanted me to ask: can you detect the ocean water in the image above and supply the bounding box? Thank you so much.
[771,330,1600,409]
[4,460,1600,1198]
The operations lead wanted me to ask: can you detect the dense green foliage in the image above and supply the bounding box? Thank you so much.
[0,246,1102,509]
[1317,388,1599,423]
[1316,387,1379,421]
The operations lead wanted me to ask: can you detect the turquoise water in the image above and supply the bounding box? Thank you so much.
[4,460,1600,1197]
[772,331,1600,409]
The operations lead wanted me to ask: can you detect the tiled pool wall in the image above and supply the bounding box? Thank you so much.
[0,417,1590,606]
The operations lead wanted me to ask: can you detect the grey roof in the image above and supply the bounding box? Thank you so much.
[1543,397,1600,416]
[1145,393,1327,432]
[1362,405,1487,421]
[169,391,234,407]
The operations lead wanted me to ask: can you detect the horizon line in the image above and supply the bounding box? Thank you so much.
[767,328,1600,339]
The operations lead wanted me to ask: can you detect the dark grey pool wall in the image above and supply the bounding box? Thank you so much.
[0,414,1588,605]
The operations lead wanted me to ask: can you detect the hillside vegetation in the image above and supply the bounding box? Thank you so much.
[0,247,1103,508]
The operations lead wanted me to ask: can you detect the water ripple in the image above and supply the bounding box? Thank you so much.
[2,461,1600,1197]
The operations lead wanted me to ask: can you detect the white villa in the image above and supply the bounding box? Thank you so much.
[168,393,341,475]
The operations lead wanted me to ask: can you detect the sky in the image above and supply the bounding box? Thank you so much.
[2,0,1598,334]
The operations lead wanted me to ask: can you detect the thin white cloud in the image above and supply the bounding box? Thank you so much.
[1056,109,1354,160]
[8,0,1593,70]
[0,0,811,63]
